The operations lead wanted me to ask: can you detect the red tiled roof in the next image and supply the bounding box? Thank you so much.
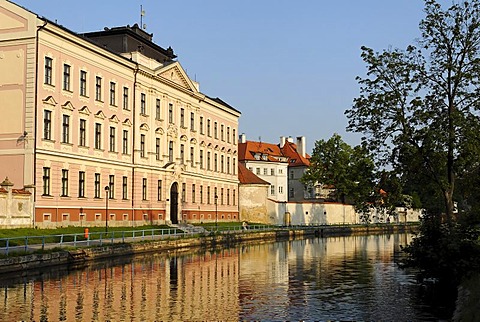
[238,163,270,185]
[281,141,310,167]
[238,139,310,167]
[238,141,287,163]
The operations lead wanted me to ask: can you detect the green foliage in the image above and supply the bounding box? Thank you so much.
[346,0,480,220]
[402,215,480,287]
[301,134,379,222]
[347,0,480,287]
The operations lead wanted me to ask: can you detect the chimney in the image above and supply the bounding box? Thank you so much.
[287,136,293,143]
[296,136,306,157]
[239,133,246,143]
[280,136,286,148]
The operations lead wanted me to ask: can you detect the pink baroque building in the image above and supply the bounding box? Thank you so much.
[0,1,240,228]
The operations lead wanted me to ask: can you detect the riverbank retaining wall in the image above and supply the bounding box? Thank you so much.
[0,224,417,274]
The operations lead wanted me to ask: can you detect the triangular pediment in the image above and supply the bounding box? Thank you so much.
[62,101,75,111]
[79,106,91,115]
[109,115,120,123]
[0,7,28,34]
[42,96,57,106]
[156,62,198,93]
[140,123,149,131]
[155,127,164,135]
[95,110,106,119]
[123,118,132,126]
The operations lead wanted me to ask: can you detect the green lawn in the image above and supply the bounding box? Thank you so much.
[0,225,170,239]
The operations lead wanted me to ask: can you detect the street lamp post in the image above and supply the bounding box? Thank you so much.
[214,194,218,231]
[105,185,110,233]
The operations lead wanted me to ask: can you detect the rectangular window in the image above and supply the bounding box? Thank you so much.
[44,57,52,85]
[227,157,230,174]
[95,76,102,101]
[256,168,260,175]
[221,155,224,173]
[157,180,162,201]
[214,187,218,204]
[142,178,147,200]
[289,188,294,198]
[271,168,275,176]
[180,144,184,164]
[78,171,85,198]
[190,112,195,131]
[271,185,275,195]
[214,153,218,172]
[63,64,70,91]
[42,167,50,195]
[200,116,204,134]
[109,175,114,199]
[221,188,224,205]
[214,122,218,139]
[221,124,224,141]
[279,186,283,194]
[200,150,204,169]
[61,169,69,197]
[109,82,116,106]
[182,183,186,202]
[192,184,196,203]
[233,189,236,206]
[122,176,128,200]
[207,152,211,171]
[207,119,211,136]
[207,186,211,204]
[156,99,161,120]
[156,138,160,160]
[122,130,128,154]
[140,93,146,114]
[190,147,194,165]
[80,70,87,96]
[227,189,230,205]
[169,103,173,123]
[233,158,236,175]
[62,115,70,143]
[79,119,86,146]
[94,173,100,198]
[123,87,129,110]
[94,123,102,149]
[200,185,203,204]
[169,141,174,162]
[140,134,145,158]
[233,129,236,144]
[109,127,116,152]
[263,168,268,175]
[180,108,185,127]
[43,110,52,140]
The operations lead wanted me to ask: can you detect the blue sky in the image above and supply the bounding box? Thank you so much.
[14,0,451,152]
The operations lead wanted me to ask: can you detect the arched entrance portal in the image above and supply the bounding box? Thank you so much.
[170,182,179,224]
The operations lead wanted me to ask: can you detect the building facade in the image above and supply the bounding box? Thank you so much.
[238,134,289,202]
[0,1,240,227]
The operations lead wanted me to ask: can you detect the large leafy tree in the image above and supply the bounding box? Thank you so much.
[301,134,377,221]
[346,0,480,221]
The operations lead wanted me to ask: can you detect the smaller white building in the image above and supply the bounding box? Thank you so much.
[238,134,288,202]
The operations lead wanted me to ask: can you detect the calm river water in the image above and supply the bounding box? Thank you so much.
[0,233,453,321]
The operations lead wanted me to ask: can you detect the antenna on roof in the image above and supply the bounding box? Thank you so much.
[140,5,146,30]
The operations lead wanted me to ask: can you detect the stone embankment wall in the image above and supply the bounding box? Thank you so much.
[0,224,417,274]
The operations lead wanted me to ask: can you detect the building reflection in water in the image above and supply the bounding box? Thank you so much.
[0,233,416,321]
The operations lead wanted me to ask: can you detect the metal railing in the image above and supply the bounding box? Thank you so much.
[0,222,414,256]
